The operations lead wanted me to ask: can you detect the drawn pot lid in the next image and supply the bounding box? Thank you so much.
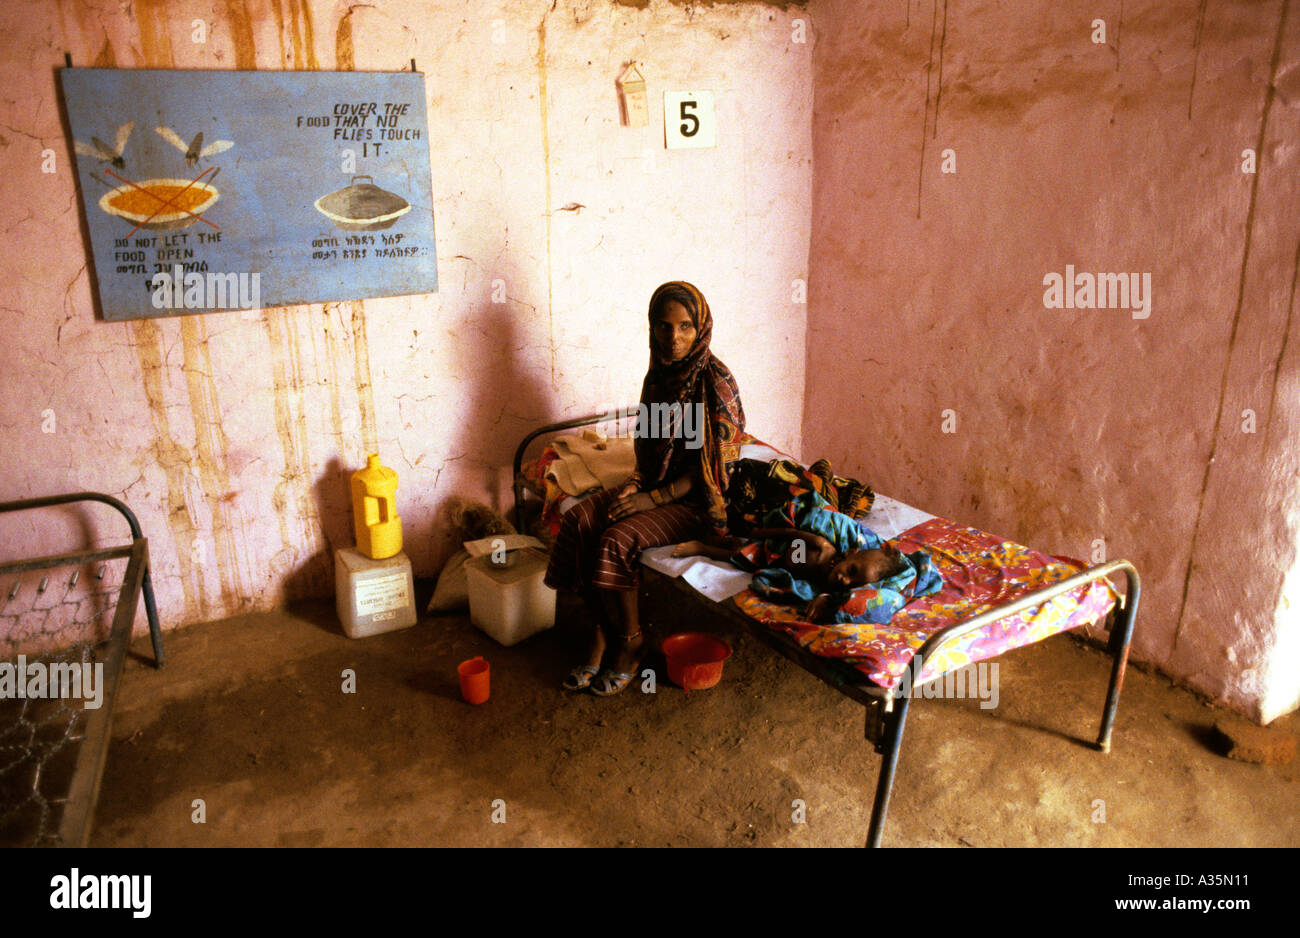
[314,175,411,225]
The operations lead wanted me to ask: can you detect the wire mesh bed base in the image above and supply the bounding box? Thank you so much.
[0,493,164,847]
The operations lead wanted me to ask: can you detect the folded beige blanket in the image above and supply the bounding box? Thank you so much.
[546,434,636,496]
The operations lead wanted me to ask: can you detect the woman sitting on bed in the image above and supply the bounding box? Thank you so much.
[544,281,745,695]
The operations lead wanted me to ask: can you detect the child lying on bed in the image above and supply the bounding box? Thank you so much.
[671,490,942,624]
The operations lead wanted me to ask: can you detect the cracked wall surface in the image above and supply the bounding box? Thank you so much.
[805,0,1300,723]
[0,0,812,638]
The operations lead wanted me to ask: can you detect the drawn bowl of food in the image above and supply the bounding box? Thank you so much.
[98,178,220,230]
[314,176,411,231]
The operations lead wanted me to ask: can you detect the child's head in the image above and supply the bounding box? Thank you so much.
[826,542,908,590]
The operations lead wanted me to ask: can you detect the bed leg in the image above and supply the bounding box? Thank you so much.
[866,692,911,848]
[140,547,165,668]
[1096,570,1140,752]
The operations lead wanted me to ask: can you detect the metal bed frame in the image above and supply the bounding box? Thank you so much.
[0,492,165,846]
[513,411,1140,848]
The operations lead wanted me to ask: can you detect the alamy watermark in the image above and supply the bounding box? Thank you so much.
[50,869,151,917]
[891,655,999,709]
[150,265,261,311]
[0,656,105,710]
[607,402,706,450]
[1043,265,1151,319]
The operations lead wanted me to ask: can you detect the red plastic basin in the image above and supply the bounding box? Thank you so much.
[661,632,732,691]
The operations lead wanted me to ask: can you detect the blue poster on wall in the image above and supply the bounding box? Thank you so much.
[60,68,438,321]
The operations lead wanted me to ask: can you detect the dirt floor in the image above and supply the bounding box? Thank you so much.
[90,583,1300,848]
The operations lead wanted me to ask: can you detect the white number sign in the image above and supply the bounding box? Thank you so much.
[663,91,716,149]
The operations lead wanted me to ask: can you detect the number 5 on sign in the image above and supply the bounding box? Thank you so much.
[664,91,716,149]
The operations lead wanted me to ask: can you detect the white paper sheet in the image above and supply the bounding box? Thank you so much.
[639,547,755,602]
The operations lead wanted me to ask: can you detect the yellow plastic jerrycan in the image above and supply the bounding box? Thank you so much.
[351,453,403,560]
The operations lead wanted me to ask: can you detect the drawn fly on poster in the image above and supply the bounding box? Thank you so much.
[60,68,438,321]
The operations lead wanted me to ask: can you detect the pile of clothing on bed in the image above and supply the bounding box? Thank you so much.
[521,430,646,540]
[722,458,943,624]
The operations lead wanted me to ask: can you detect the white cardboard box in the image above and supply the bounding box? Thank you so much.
[335,547,418,638]
[465,547,556,647]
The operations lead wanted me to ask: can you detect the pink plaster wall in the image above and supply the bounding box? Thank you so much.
[805,0,1300,723]
[0,1,811,644]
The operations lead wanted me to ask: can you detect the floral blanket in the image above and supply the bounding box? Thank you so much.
[733,516,1116,690]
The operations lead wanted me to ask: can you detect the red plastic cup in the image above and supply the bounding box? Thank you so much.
[457,656,490,704]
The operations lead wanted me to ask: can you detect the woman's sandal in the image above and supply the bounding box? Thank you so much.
[562,664,601,692]
[591,631,644,697]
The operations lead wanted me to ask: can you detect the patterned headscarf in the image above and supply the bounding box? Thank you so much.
[631,281,745,534]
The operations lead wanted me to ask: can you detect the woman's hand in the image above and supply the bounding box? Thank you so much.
[671,539,708,558]
[607,491,656,522]
[614,481,640,501]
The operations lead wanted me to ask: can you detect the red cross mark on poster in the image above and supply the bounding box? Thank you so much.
[103,166,221,239]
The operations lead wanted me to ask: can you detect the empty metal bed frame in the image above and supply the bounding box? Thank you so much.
[0,492,164,847]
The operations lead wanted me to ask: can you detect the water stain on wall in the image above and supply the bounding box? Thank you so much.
[130,318,205,622]
[178,317,250,608]
[263,308,321,592]
[318,303,349,449]
[223,0,258,69]
[537,5,559,391]
[132,0,175,63]
[1263,240,1299,450]
[92,37,116,68]
[272,0,320,70]
[348,300,380,455]
[1188,0,1210,118]
[1174,0,1295,651]
[915,0,947,219]
[335,5,360,71]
